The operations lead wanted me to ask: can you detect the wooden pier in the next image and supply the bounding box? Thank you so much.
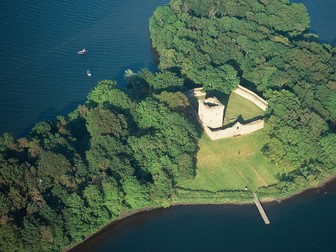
[253,193,270,225]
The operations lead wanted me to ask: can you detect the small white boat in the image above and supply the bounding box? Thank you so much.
[87,69,92,77]
[78,48,88,55]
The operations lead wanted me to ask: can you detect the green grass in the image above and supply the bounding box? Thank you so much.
[223,92,264,125]
[177,130,294,192]
[180,89,291,194]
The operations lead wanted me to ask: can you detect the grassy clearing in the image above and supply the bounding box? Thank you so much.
[224,92,264,123]
[177,130,294,192]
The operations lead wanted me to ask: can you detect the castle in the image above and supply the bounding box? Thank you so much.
[198,97,224,129]
[186,85,268,140]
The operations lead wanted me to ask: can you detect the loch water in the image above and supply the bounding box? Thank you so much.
[1,1,336,251]
[292,0,336,44]
[0,0,168,136]
[73,183,336,252]
[0,0,335,136]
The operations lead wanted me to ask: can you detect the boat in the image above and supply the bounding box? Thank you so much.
[78,48,88,55]
[87,69,92,77]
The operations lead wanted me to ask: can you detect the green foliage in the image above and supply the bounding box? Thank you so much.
[324,90,336,118]
[319,134,336,168]
[0,78,199,250]
[154,91,192,117]
[86,134,132,175]
[150,0,311,94]
[130,97,197,186]
[0,133,15,152]
[31,122,52,138]
[37,151,72,189]
[86,107,128,138]
[87,80,132,110]
[201,64,239,94]
[63,193,89,243]
[138,69,184,92]
[122,176,149,209]
[0,157,23,186]
[134,98,167,129]
[0,224,23,252]
[265,90,329,172]
[150,0,335,117]
[151,0,336,190]
[1,0,335,250]
[102,177,123,217]
[170,0,309,35]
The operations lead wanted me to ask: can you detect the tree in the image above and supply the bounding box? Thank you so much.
[154,91,192,117]
[122,176,148,209]
[86,107,128,138]
[319,134,336,169]
[0,224,23,252]
[139,70,184,92]
[87,80,133,110]
[0,133,15,152]
[0,157,23,186]
[86,135,133,175]
[102,178,123,217]
[37,151,72,190]
[201,65,239,94]
[63,193,89,243]
[134,99,166,129]
[324,90,336,118]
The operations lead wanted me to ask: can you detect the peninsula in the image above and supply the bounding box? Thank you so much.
[0,0,335,251]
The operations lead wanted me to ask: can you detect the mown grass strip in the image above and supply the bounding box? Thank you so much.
[177,130,294,192]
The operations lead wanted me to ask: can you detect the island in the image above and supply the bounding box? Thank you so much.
[0,0,335,251]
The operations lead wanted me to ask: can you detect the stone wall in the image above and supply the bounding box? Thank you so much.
[203,120,265,140]
[233,85,268,111]
[185,87,205,98]
[186,85,268,140]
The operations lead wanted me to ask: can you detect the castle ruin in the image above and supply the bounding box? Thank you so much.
[198,97,224,129]
[186,85,268,140]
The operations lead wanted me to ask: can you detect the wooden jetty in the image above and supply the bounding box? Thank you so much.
[253,193,270,225]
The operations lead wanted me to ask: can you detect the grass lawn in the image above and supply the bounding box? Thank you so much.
[177,130,294,192]
[224,93,264,124]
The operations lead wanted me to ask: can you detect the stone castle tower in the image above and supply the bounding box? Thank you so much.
[198,97,225,129]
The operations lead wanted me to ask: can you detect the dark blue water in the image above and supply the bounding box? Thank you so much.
[0,0,168,136]
[1,1,335,137]
[1,0,335,137]
[292,0,336,43]
[1,1,336,251]
[73,184,336,252]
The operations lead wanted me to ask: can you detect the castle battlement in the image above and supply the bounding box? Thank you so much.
[188,85,268,140]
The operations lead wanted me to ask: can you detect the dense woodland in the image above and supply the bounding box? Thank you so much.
[150,0,336,186]
[0,79,198,251]
[1,0,336,251]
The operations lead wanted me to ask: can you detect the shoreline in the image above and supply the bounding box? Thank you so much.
[66,173,336,252]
